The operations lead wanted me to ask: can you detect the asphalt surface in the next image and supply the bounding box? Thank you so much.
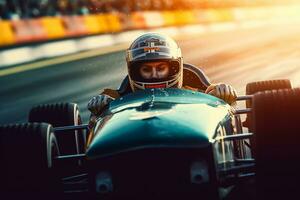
[1,22,300,124]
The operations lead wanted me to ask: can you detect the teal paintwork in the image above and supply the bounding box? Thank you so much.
[86,88,231,160]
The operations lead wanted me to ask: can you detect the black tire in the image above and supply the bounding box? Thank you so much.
[244,79,292,130]
[246,79,291,107]
[252,88,300,199]
[0,123,61,196]
[28,103,86,155]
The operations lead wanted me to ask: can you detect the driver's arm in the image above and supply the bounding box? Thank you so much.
[87,94,115,116]
[205,83,237,105]
[87,88,120,116]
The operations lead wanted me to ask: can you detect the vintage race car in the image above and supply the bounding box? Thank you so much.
[0,64,298,200]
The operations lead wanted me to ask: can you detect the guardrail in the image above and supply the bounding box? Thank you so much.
[0,5,300,68]
[1,5,300,48]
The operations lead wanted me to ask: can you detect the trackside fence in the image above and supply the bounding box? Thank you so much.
[0,5,300,67]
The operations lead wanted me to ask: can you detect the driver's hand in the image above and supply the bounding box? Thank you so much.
[87,94,115,115]
[205,83,237,105]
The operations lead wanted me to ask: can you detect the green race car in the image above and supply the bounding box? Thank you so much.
[0,66,297,200]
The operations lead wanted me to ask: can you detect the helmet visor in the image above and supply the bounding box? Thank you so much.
[129,60,180,83]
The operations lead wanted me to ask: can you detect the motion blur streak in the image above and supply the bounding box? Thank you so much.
[0,43,129,77]
[1,23,300,124]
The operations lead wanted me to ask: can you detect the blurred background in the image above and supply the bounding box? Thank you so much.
[1,0,299,19]
[1,0,300,124]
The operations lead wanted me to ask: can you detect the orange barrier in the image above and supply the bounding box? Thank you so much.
[29,19,48,41]
[130,12,147,30]
[0,21,15,46]
[2,6,299,48]
[128,12,165,30]
[173,10,197,25]
[105,13,122,33]
[83,15,108,34]
[11,20,34,43]
[118,13,133,30]
[41,17,66,39]
[63,16,89,37]
[162,11,177,27]
[6,19,47,44]
[0,8,271,48]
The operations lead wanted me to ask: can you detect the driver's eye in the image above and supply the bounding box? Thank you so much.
[157,65,168,72]
[140,66,152,73]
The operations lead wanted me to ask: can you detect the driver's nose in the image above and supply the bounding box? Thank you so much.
[151,67,158,78]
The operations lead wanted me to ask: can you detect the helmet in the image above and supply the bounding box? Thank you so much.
[126,33,183,91]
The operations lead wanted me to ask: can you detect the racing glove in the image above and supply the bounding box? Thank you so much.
[205,83,237,105]
[87,94,115,116]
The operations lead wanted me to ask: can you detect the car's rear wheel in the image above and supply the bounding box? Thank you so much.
[0,123,61,197]
[28,103,86,155]
[245,79,291,107]
[244,79,292,131]
[252,88,300,199]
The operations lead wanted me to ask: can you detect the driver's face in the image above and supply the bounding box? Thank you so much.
[139,61,170,79]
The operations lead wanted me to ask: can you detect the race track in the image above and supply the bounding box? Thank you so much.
[1,22,300,124]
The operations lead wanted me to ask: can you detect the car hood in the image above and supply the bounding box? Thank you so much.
[86,88,231,159]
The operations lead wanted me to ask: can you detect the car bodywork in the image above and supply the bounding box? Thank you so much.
[87,88,232,158]
[56,88,253,199]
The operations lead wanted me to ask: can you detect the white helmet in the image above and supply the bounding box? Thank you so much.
[126,33,183,91]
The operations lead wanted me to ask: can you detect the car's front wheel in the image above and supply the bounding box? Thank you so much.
[28,103,86,155]
[0,123,61,197]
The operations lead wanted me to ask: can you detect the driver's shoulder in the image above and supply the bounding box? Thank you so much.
[101,88,121,99]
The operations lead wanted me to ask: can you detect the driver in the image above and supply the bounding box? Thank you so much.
[87,33,237,116]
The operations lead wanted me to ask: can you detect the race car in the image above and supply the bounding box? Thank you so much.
[0,63,298,200]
